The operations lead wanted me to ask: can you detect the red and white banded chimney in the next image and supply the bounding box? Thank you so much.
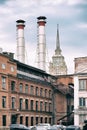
[16,19,25,63]
[37,16,47,71]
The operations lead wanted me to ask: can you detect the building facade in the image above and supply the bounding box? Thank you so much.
[0,52,74,127]
[74,57,87,128]
[55,75,74,125]
[0,52,53,126]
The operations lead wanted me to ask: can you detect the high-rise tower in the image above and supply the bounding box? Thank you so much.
[16,19,25,63]
[37,16,46,71]
[49,25,67,75]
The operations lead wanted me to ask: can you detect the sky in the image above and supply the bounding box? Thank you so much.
[0,0,87,74]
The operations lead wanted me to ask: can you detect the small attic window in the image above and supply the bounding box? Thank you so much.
[2,63,6,69]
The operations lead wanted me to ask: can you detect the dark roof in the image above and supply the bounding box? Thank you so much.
[14,59,54,77]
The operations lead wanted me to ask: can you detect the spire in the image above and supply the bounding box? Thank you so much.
[55,24,61,55]
[49,24,67,75]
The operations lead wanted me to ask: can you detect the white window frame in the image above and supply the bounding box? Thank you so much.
[2,76,6,89]
[79,79,86,90]
[79,97,85,107]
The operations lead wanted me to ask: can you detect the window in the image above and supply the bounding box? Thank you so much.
[79,98,85,107]
[40,117,43,123]
[2,63,6,69]
[2,76,6,89]
[11,115,16,124]
[12,97,15,109]
[30,100,33,110]
[19,83,23,92]
[31,117,34,126]
[40,101,43,111]
[40,88,43,96]
[45,102,47,111]
[45,89,47,97]
[19,98,23,110]
[25,116,28,126]
[11,66,15,72]
[25,99,28,110]
[49,90,52,98]
[36,87,39,96]
[11,81,15,91]
[36,101,38,111]
[45,117,47,123]
[20,116,23,124]
[25,84,28,93]
[79,80,86,90]
[36,117,38,124]
[2,115,6,126]
[79,114,86,124]
[49,118,51,124]
[2,96,6,108]
[30,85,34,95]
[49,103,52,112]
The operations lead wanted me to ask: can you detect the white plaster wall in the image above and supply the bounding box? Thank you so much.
[74,76,79,126]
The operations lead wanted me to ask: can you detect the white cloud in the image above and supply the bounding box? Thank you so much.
[63,45,87,74]
[67,0,85,5]
[0,33,9,39]
[39,0,66,5]
[76,23,87,29]
[0,41,16,53]
[0,0,86,74]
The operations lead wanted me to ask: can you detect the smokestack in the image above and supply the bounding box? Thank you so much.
[16,19,25,63]
[37,16,47,71]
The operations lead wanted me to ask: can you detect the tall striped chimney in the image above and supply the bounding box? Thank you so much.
[37,16,47,71]
[16,19,25,63]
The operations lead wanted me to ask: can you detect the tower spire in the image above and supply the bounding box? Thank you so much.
[55,24,61,55]
[49,24,67,75]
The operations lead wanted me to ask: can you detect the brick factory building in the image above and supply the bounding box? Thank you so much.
[0,52,74,127]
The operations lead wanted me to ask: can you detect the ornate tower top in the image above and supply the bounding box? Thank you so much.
[49,24,67,75]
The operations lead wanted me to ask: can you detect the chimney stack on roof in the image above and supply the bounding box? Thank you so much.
[16,19,25,63]
[37,16,47,71]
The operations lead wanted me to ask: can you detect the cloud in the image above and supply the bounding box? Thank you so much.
[76,23,87,29]
[39,0,66,5]
[0,0,86,74]
[67,0,87,5]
